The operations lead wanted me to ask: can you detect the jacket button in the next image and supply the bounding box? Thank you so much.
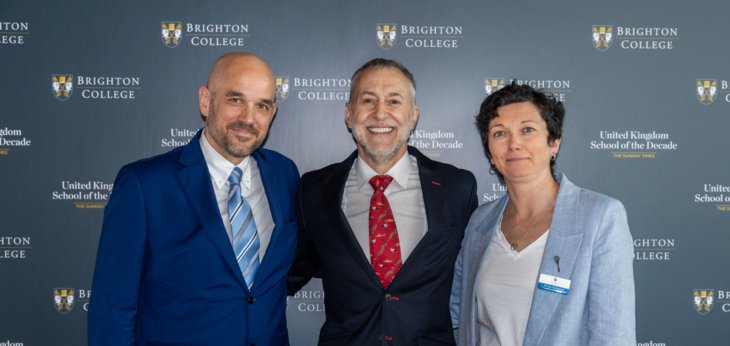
[248,296,254,304]
[385,294,391,301]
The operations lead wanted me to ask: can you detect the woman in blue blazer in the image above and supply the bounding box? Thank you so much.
[450,82,635,345]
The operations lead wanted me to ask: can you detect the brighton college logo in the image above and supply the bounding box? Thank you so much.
[592,25,613,51]
[52,74,73,101]
[161,22,182,48]
[53,288,75,314]
[696,79,717,105]
[484,78,505,96]
[275,76,289,102]
[694,289,714,314]
[376,24,397,50]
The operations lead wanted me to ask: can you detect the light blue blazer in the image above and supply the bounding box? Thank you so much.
[450,174,635,345]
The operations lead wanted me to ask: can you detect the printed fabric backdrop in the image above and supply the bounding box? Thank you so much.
[1,1,729,345]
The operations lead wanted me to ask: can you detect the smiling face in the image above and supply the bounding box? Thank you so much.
[345,67,419,173]
[487,101,560,184]
[199,54,277,165]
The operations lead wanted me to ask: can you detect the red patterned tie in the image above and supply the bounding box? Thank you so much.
[368,175,402,289]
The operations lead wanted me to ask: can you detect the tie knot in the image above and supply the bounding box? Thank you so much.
[228,167,243,186]
[369,175,393,191]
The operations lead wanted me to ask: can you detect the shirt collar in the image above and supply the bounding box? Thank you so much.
[354,152,412,192]
[200,129,252,190]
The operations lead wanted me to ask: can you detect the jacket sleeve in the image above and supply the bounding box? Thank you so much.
[450,246,464,330]
[465,171,478,218]
[287,180,322,295]
[88,165,147,346]
[587,199,636,345]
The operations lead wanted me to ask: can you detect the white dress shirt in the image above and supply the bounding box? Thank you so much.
[199,130,274,260]
[341,153,427,263]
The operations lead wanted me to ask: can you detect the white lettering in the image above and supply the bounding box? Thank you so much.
[293,78,350,88]
[0,237,31,246]
[633,251,670,260]
[633,239,675,247]
[590,141,620,149]
[81,89,136,99]
[0,35,25,44]
[190,36,246,46]
[620,40,673,49]
[186,23,248,33]
[0,22,29,31]
[404,38,458,48]
[297,90,349,101]
[400,25,463,35]
[76,76,140,86]
[297,303,325,312]
[515,80,571,89]
[0,249,27,259]
[0,127,22,136]
[0,137,31,146]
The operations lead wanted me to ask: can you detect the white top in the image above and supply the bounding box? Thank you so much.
[475,227,550,346]
[199,130,274,260]
[341,153,427,263]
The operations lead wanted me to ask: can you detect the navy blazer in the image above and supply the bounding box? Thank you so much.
[289,147,478,345]
[451,174,635,345]
[89,131,299,346]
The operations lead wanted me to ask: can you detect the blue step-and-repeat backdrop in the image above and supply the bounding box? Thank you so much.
[1,1,728,345]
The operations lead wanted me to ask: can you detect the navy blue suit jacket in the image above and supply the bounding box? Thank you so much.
[288,147,478,345]
[89,131,299,346]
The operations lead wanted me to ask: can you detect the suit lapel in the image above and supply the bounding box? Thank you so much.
[523,176,584,344]
[463,198,506,344]
[252,151,282,289]
[397,147,446,274]
[176,132,247,290]
[418,156,444,236]
[329,152,383,287]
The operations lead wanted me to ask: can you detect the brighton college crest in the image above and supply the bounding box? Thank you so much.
[696,79,717,105]
[376,24,397,50]
[53,288,75,314]
[161,22,183,48]
[592,25,613,51]
[275,76,290,102]
[52,74,73,101]
[694,289,714,314]
[484,78,506,96]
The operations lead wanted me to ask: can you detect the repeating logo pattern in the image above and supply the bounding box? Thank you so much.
[276,76,290,102]
[696,79,717,105]
[52,75,73,101]
[376,24,397,50]
[592,25,613,51]
[694,289,714,314]
[484,78,506,96]
[161,22,182,48]
[53,288,75,314]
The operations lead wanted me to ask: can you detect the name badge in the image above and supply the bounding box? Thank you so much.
[537,273,571,295]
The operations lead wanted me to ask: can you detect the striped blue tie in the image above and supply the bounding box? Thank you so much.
[227,167,260,290]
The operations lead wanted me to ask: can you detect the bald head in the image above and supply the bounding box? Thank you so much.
[206,52,275,95]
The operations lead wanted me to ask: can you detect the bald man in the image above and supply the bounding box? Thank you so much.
[89,52,299,346]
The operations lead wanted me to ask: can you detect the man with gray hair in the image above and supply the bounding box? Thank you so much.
[289,58,477,345]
